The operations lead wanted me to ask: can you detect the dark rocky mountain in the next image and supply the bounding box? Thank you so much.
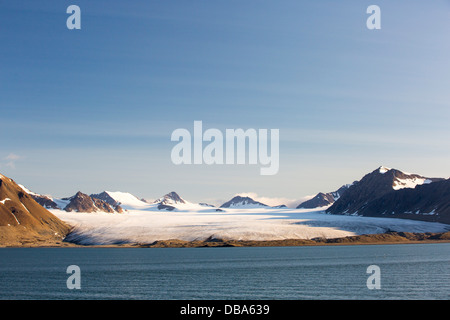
[296,184,354,209]
[29,194,59,209]
[24,188,124,214]
[0,173,70,245]
[90,191,121,207]
[358,179,450,224]
[157,204,176,211]
[154,191,186,206]
[151,192,187,211]
[220,196,268,208]
[199,203,215,207]
[297,192,335,209]
[63,192,123,213]
[330,184,354,201]
[326,167,448,223]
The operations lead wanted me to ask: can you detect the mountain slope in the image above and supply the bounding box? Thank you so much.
[154,191,186,206]
[21,187,124,213]
[296,183,354,209]
[353,179,450,224]
[90,191,121,207]
[220,196,268,208]
[0,173,71,245]
[63,192,123,213]
[96,191,148,209]
[18,184,60,209]
[296,192,335,209]
[326,166,448,223]
[152,192,209,211]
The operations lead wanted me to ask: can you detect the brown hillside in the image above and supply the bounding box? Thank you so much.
[0,173,71,246]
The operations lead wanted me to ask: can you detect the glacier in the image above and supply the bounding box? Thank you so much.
[50,206,450,245]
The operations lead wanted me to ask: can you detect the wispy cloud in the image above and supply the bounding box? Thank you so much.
[1,153,23,169]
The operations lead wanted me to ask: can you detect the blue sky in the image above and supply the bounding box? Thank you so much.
[1,1,449,205]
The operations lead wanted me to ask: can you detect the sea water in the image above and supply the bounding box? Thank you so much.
[0,243,448,300]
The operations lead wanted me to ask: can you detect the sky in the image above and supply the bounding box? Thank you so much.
[1,0,449,206]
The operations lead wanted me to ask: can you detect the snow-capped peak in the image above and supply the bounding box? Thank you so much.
[220,196,268,208]
[103,191,148,208]
[378,166,391,174]
[154,191,187,205]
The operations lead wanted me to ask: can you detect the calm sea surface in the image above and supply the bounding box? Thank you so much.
[0,243,449,300]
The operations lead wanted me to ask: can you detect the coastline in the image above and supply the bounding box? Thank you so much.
[138,231,450,248]
[1,231,449,248]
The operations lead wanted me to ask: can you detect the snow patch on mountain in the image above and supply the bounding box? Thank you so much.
[18,184,39,196]
[392,177,432,190]
[379,166,391,174]
[0,198,11,204]
[104,191,148,209]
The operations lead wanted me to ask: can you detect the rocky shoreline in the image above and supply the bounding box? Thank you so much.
[139,231,450,248]
[1,231,449,248]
